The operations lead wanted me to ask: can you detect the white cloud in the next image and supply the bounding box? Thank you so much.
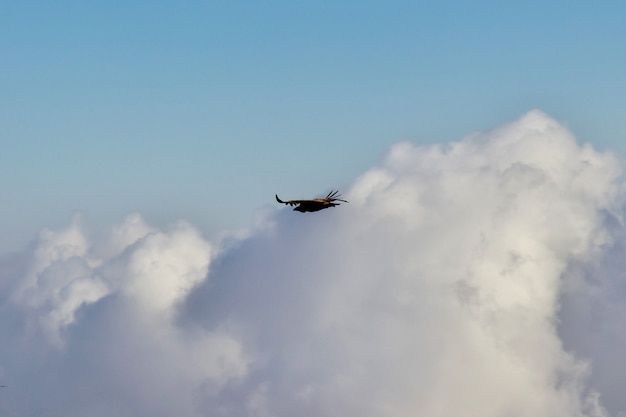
[0,110,624,416]
[0,214,249,416]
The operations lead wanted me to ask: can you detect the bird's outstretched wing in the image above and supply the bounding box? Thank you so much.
[275,195,308,207]
[324,190,348,203]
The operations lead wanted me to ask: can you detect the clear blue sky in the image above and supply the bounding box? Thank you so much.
[2,1,626,251]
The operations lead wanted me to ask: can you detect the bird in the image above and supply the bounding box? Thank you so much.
[275,190,348,212]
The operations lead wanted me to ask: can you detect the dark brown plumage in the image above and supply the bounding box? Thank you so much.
[275,190,348,212]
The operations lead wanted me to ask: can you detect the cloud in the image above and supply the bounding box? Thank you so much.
[0,214,249,416]
[0,110,624,416]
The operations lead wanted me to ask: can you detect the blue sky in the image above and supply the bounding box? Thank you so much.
[2,0,626,251]
[4,3,626,416]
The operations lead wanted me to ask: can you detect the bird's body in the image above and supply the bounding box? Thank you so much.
[275,190,348,212]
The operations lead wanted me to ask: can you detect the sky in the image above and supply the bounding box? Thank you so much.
[2,1,626,416]
[2,1,626,250]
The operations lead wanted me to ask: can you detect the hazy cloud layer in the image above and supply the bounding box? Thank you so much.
[1,110,625,416]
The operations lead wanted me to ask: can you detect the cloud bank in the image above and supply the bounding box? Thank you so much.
[1,110,625,416]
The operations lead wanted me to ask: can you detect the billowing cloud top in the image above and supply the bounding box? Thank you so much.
[1,110,625,417]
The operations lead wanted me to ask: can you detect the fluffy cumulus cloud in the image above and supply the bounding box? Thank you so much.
[1,110,625,417]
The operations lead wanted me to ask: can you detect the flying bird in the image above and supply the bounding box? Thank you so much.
[275,190,348,212]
